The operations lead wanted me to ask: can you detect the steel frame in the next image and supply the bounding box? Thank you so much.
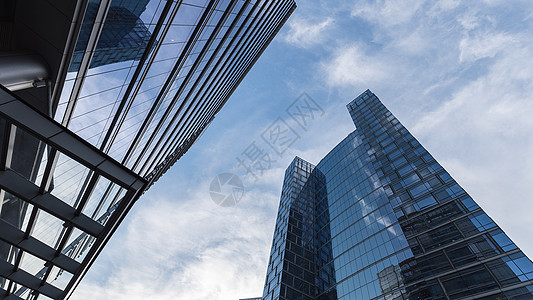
[0,86,146,299]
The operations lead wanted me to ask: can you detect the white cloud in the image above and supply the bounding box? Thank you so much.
[322,44,390,88]
[457,11,481,31]
[459,32,515,62]
[390,28,431,55]
[284,16,333,48]
[351,0,425,27]
[435,0,460,11]
[73,180,280,300]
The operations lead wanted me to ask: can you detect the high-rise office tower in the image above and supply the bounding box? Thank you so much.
[262,90,533,300]
[0,0,296,299]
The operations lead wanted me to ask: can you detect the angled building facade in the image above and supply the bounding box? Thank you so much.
[0,0,296,299]
[262,90,533,300]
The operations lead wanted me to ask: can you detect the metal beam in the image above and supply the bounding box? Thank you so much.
[0,259,62,299]
[0,123,15,171]
[0,86,145,190]
[0,169,103,237]
[0,220,79,274]
[50,0,90,116]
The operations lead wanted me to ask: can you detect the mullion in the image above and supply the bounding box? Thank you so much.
[147,0,288,178]
[131,0,239,171]
[120,0,220,166]
[99,0,180,152]
[50,0,90,115]
[138,0,252,175]
[61,0,113,127]
[37,148,59,195]
[142,0,267,175]
[150,6,282,180]
[166,0,286,155]
[0,122,16,171]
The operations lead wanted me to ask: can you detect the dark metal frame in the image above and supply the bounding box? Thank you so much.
[0,86,146,299]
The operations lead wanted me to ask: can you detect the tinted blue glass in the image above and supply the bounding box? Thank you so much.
[262,90,533,300]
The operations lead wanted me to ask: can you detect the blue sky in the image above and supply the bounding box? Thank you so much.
[72,0,533,299]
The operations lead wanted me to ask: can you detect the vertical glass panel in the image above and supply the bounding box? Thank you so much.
[460,196,479,211]
[105,1,211,163]
[0,191,33,231]
[513,256,533,278]
[12,282,34,299]
[62,227,85,257]
[174,3,206,27]
[415,194,437,211]
[62,226,96,264]
[72,235,96,263]
[81,176,115,218]
[90,184,123,221]
[68,83,125,146]
[0,275,8,291]
[31,210,65,249]
[0,240,18,266]
[19,251,48,278]
[11,126,45,184]
[96,188,127,226]
[50,152,92,207]
[46,266,73,291]
[60,0,168,149]
[490,230,518,252]
[34,146,50,187]
[55,0,102,122]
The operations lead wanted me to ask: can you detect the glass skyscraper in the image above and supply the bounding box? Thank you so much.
[0,0,296,299]
[262,90,533,300]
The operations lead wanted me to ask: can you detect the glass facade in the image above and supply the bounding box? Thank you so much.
[68,0,153,72]
[0,0,296,299]
[262,90,533,300]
